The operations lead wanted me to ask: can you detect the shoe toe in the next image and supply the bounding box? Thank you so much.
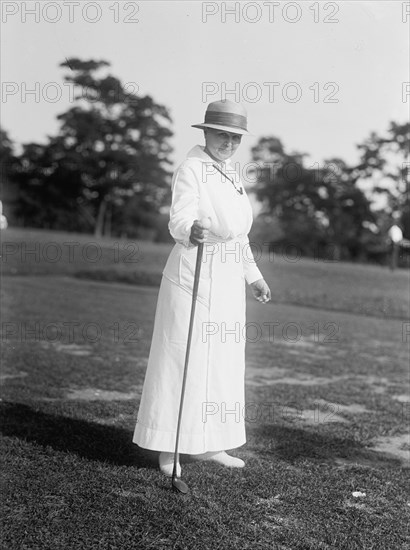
[159,453,181,477]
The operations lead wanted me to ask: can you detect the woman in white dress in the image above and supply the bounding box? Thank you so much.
[133,100,271,477]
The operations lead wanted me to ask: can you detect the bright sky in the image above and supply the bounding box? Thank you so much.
[1,1,409,181]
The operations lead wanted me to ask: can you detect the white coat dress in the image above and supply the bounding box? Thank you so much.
[133,145,263,454]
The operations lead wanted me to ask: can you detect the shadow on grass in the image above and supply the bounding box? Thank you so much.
[74,268,162,287]
[0,401,157,469]
[1,402,405,472]
[251,423,406,469]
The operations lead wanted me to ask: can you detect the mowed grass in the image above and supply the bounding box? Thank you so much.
[3,227,409,319]
[1,228,409,550]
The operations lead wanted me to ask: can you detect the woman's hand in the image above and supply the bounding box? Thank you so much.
[250,278,271,304]
[189,219,211,246]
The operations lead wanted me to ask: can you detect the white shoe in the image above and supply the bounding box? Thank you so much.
[191,451,245,468]
[159,452,181,478]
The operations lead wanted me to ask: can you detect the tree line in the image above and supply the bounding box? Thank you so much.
[1,58,408,264]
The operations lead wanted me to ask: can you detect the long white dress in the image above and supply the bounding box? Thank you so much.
[133,145,263,454]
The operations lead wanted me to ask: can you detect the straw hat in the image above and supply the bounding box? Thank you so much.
[192,100,250,135]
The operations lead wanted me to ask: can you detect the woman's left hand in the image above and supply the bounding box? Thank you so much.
[250,278,271,304]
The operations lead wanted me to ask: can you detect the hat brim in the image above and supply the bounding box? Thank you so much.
[191,123,251,136]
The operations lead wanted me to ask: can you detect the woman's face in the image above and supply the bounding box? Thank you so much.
[204,128,242,162]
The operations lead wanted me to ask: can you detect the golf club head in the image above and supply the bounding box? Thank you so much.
[172,477,189,494]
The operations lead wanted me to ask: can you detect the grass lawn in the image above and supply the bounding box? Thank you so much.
[1,228,409,549]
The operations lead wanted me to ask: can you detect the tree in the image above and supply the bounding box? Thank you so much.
[250,137,374,260]
[0,128,19,225]
[314,158,374,260]
[15,58,174,236]
[250,137,326,255]
[12,140,87,230]
[0,127,13,162]
[355,121,410,238]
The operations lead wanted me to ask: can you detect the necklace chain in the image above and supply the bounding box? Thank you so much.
[212,163,244,195]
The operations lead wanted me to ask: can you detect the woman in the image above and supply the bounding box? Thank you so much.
[133,100,271,477]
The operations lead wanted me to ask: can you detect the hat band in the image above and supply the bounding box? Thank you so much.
[204,111,247,131]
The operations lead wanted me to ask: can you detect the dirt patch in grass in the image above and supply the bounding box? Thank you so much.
[65,388,139,401]
[39,341,93,356]
[247,372,350,387]
[0,371,28,381]
[355,375,403,395]
[279,405,349,425]
[312,398,371,415]
[392,394,410,403]
[368,434,410,464]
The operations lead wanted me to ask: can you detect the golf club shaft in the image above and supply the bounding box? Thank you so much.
[172,242,204,482]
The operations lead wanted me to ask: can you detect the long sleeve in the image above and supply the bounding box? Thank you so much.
[241,235,263,285]
[168,163,200,248]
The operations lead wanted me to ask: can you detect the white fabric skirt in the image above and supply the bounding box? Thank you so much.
[133,239,247,454]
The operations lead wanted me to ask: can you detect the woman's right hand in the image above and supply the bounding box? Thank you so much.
[189,219,210,246]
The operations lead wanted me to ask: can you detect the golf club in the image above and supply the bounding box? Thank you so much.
[172,217,211,494]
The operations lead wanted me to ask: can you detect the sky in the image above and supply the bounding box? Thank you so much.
[1,1,409,185]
